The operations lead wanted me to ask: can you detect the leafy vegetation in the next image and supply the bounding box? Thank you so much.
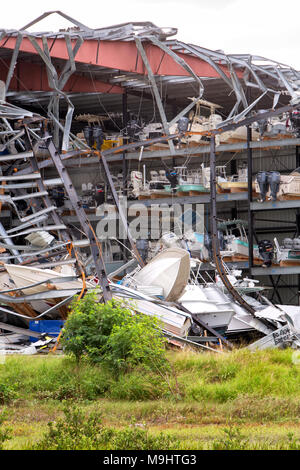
[2,348,300,449]
[61,293,168,376]
[0,411,11,450]
[33,406,179,450]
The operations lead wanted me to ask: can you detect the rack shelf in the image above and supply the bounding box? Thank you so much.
[250,200,300,211]
[251,265,300,276]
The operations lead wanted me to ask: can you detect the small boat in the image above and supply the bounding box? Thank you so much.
[178,284,236,332]
[274,237,300,266]
[4,264,90,296]
[130,169,171,198]
[126,247,190,302]
[169,97,260,146]
[173,166,209,194]
[277,171,300,199]
[218,166,249,192]
[219,219,261,261]
[113,283,192,337]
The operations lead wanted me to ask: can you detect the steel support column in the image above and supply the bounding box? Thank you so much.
[247,125,254,273]
[122,91,128,195]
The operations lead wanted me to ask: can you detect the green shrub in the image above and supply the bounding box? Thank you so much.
[0,411,11,450]
[0,383,18,404]
[62,293,168,376]
[212,426,248,450]
[33,406,107,450]
[108,425,179,450]
[33,406,179,450]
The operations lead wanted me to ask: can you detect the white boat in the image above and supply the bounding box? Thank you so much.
[274,237,300,266]
[277,171,300,198]
[130,169,171,198]
[178,284,236,331]
[4,264,90,296]
[219,220,261,261]
[113,283,191,337]
[127,247,190,302]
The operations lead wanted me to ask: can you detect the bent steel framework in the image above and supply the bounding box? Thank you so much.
[0,10,299,150]
[0,11,299,334]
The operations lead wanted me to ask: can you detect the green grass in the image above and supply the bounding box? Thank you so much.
[1,348,300,449]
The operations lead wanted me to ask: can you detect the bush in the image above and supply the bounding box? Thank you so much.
[33,406,179,450]
[33,406,108,450]
[109,425,179,450]
[0,383,18,405]
[0,411,11,450]
[212,426,248,450]
[62,292,168,376]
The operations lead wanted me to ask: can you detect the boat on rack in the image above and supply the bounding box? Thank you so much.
[218,165,249,193]
[274,237,300,266]
[130,169,171,199]
[219,219,261,262]
[165,166,209,195]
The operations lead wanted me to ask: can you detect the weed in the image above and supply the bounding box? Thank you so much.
[0,411,11,450]
[33,406,179,450]
[212,425,248,450]
[0,383,18,405]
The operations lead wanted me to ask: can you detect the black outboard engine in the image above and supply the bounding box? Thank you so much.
[50,186,65,207]
[290,110,300,137]
[268,171,280,201]
[258,239,274,268]
[166,169,178,191]
[256,171,269,202]
[176,117,189,145]
[95,184,105,206]
[126,119,140,141]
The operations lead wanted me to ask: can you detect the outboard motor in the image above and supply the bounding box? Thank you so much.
[292,238,300,250]
[83,126,94,147]
[283,238,293,249]
[176,117,189,145]
[258,239,274,268]
[92,126,104,150]
[166,169,178,191]
[50,186,65,207]
[256,171,269,202]
[177,117,189,135]
[256,109,268,136]
[95,184,105,206]
[136,239,149,263]
[204,233,212,259]
[218,230,226,251]
[267,171,280,201]
[126,119,140,141]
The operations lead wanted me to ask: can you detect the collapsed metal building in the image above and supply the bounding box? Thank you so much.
[1,11,300,349]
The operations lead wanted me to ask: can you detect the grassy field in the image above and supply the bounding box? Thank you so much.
[1,348,300,449]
